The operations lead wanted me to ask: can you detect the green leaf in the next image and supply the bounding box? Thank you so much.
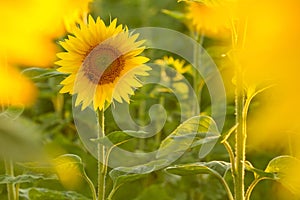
[110,159,168,189]
[265,155,300,195]
[53,154,85,174]
[0,174,56,184]
[157,115,220,160]
[171,132,220,148]
[19,188,90,200]
[91,131,145,146]
[161,9,185,20]
[166,161,231,177]
[18,161,55,176]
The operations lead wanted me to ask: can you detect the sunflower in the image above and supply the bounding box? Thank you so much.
[0,0,92,67]
[56,15,150,111]
[185,2,230,38]
[0,65,36,106]
[155,56,192,75]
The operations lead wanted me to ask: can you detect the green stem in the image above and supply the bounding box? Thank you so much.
[245,178,262,200]
[15,183,19,200]
[4,159,16,200]
[193,33,204,115]
[97,110,106,200]
[231,16,248,200]
[234,57,246,200]
[155,96,165,146]
[212,171,234,200]
[223,141,235,177]
[138,100,145,150]
[107,184,122,200]
[83,173,97,200]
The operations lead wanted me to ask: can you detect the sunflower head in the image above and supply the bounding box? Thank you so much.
[155,56,192,75]
[185,2,231,38]
[0,65,37,107]
[56,15,150,111]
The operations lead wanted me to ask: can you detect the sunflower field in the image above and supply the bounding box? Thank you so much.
[1,0,300,200]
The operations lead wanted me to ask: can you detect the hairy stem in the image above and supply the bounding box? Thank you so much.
[234,57,246,200]
[97,110,106,200]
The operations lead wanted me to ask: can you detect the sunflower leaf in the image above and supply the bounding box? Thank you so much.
[109,159,167,189]
[165,161,231,177]
[157,115,220,160]
[19,188,90,200]
[265,155,300,195]
[91,131,134,146]
[0,174,56,184]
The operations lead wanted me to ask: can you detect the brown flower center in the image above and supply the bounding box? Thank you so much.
[82,44,125,85]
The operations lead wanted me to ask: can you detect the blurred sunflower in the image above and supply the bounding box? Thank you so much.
[155,56,192,75]
[0,0,92,67]
[0,0,92,107]
[185,1,231,38]
[56,15,150,111]
[0,65,36,106]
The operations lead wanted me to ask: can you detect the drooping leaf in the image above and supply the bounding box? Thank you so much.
[166,161,231,177]
[19,188,90,200]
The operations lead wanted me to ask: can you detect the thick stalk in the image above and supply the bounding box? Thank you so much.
[97,110,106,200]
[234,59,246,200]
[4,159,16,200]
[231,17,248,200]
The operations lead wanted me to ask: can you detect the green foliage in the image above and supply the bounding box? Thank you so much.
[19,188,90,200]
[158,115,220,159]
[166,161,230,177]
[0,174,56,184]
[0,1,298,200]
